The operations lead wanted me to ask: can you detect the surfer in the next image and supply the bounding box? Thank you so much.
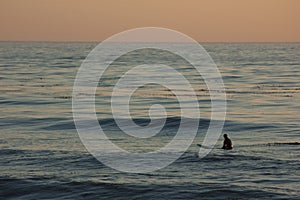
[222,134,233,150]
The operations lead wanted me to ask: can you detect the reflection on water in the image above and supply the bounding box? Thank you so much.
[0,42,299,199]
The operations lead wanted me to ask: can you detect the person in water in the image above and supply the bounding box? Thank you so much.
[222,134,233,150]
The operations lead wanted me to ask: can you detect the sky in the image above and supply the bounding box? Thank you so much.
[0,0,299,42]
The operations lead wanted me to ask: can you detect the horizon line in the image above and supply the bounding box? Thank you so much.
[0,40,299,44]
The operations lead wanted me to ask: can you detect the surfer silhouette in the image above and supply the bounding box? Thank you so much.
[222,134,233,150]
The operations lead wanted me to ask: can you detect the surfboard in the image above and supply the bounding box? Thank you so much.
[197,144,235,151]
[197,144,214,149]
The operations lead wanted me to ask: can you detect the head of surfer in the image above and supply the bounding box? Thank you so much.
[223,134,228,139]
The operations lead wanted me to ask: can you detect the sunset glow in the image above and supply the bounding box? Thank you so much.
[0,0,299,42]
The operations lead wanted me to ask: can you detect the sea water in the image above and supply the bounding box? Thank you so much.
[0,42,299,199]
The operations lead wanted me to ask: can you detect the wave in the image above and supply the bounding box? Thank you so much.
[0,177,293,200]
[42,117,279,132]
[43,117,205,131]
[0,113,279,134]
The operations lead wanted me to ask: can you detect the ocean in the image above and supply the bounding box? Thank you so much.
[0,42,299,199]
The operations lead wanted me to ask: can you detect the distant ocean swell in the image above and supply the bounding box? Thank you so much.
[0,116,279,131]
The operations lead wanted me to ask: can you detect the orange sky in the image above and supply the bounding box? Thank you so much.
[0,0,299,42]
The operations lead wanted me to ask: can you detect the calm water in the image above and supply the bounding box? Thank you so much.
[0,42,300,199]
